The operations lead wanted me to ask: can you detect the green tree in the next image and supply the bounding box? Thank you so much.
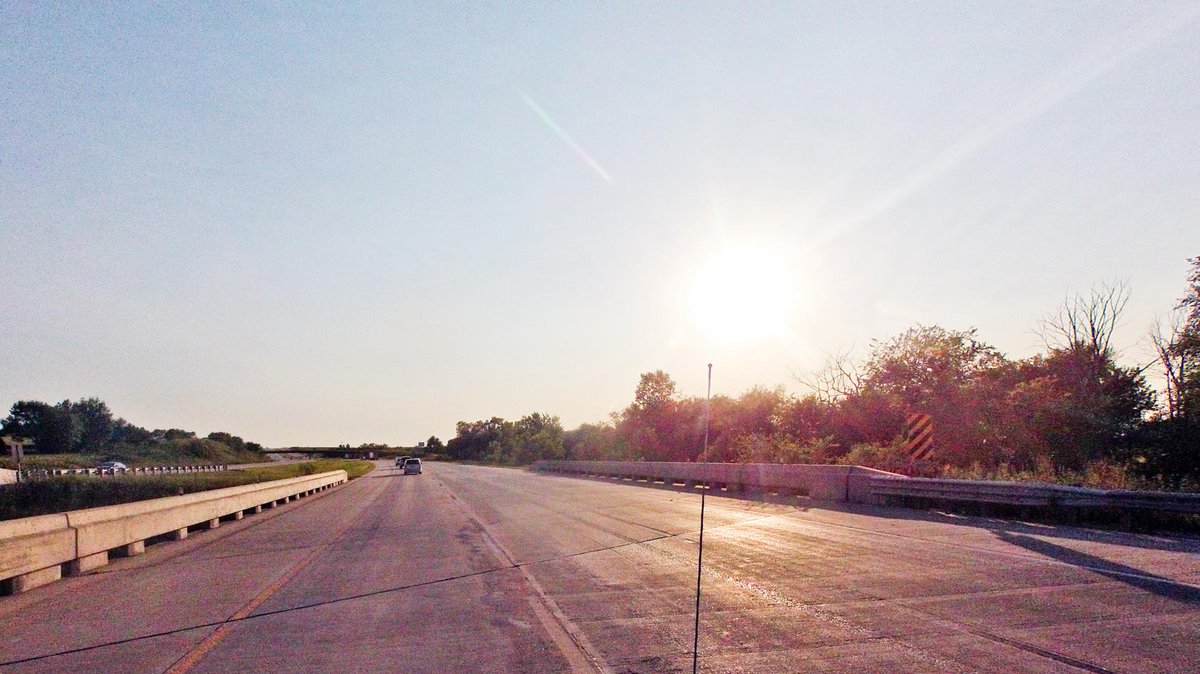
[702,387,789,461]
[620,370,684,460]
[110,418,152,445]
[512,413,565,463]
[774,395,834,445]
[71,397,114,452]
[860,325,1009,466]
[1177,257,1200,420]
[1135,257,1200,485]
[155,429,196,442]
[698,394,737,461]
[728,386,787,439]
[631,370,677,415]
[1149,310,1187,420]
[425,435,444,452]
[563,422,627,460]
[1,400,81,454]
[1006,351,1153,470]
[207,432,247,452]
[447,417,511,461]
[1029,284,1155,469]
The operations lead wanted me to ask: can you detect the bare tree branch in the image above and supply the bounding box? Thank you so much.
[1036,280,1131,357]
[1150,309,1187,419]
[796,348,863,403]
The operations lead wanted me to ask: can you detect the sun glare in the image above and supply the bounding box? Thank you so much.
[690,247,797,343]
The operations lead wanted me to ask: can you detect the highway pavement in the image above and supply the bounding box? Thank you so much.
[1,461,1198,673]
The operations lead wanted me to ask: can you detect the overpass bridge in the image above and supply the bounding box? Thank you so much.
[2,461,1197,672]
[272,446,418,460]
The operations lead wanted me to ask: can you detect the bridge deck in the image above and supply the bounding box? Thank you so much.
[2,461,1197,673]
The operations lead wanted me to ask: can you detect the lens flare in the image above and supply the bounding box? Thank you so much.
[522,94,613,184]
[690,247,796,343]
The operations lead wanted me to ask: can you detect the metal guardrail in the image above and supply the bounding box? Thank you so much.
[868,476,1200,515]
[17,465,228,481]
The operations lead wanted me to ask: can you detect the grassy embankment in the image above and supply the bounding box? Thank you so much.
[0,438,268,471]
[0,459,373,521]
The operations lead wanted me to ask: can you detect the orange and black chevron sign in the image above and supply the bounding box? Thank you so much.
[904,413,934,460]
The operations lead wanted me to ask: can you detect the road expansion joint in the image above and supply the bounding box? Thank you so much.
[0,565,503,669]
[0,545,644,667]
[689,551,1119,674]
[626,535,980,673]
[516,476,1191,671]
[433,475,614,674]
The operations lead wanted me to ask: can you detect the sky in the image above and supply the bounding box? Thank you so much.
[2,2,1199,447]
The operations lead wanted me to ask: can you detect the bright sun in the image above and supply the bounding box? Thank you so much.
[690,246,797,343]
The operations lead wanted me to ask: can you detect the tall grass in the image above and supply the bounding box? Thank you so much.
[0,439,266,471]
[0,459,373,521]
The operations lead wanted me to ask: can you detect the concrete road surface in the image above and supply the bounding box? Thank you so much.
[1,461,1198,673]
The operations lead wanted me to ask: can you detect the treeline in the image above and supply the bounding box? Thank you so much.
[449,257,1200,490]
[0,398,263,464]
[444,414,563,464]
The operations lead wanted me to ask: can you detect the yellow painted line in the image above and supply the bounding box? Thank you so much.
[165,543,326,674]
[165,479,379,674]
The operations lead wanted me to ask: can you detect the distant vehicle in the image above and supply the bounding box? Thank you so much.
[402,458,422,475]
[395,455,410,466]
[97,461,127,471]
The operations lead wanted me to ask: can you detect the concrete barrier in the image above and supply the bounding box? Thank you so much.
[0,470,347,595]
[0,514,75,593]
[532,461,901,503]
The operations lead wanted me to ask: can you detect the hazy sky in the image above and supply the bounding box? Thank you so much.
[3,3,1198,447]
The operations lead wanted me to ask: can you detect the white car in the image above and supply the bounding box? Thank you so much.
[97,460,127,471]
[402,458,422,475]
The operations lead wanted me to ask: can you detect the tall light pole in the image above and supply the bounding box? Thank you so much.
[693,362,712,674]
[703,363,712,458]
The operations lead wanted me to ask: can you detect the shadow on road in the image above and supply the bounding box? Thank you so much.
[992,528,1200,605]
[825,500,1200,554]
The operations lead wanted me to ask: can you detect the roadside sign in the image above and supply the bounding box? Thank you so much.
[904,413,933,460]
[2,435,28,461]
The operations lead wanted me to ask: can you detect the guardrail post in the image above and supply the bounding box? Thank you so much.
[12,567,62,593]
[68,551,108,575]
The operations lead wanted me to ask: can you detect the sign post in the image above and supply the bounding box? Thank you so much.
[2,435,30,482]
